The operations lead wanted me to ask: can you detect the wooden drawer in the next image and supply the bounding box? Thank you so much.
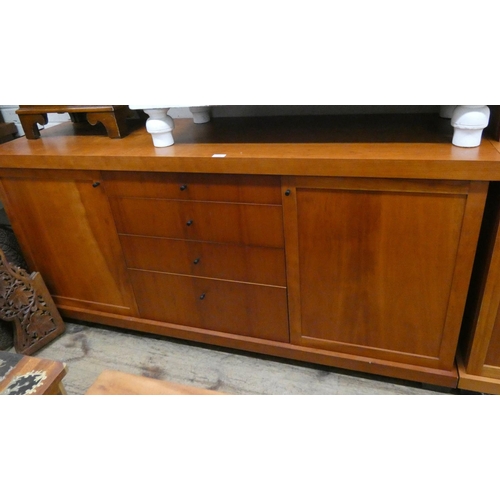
[129,270,289,343]
[110,198,285,247]
[103,172,282,205]
[120,235,286,286]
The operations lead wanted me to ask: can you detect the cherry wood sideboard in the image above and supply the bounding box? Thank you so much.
[1,114,500,390]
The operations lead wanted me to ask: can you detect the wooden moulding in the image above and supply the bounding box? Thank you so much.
[59,304,460,388]
[16,105,130,140]
[456,353,500,394]
[1,116,500,181]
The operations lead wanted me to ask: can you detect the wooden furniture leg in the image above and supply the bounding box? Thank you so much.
[18,113,48,139]
[0,248,65,355]
[86,108,129,138]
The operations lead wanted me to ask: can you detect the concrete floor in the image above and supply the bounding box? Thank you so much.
[28,320,457,395]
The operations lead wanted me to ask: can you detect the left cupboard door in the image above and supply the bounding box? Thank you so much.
[0,171,139,317]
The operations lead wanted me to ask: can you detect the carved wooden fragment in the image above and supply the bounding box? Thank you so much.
[0,248,65,355]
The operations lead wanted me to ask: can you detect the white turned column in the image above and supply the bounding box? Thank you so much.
[451,105,490,148]
[141,108,175,147]
[190,106,211,124]
[439,105,456,119]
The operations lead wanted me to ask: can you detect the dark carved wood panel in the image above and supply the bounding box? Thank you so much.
[0,249,65,355]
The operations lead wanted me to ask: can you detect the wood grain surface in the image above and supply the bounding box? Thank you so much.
[1,115,500,180]
[120,235,286,286]
[0,351,67,395]
[85,370,222,395]
[0,174,139,316]
[283,177,487,370]
[110,198,285,248]
[129,270,289,343]
[1,112,498,390]
[459,183,500,392]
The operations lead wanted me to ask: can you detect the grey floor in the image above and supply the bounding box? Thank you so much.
[23,320,461,395]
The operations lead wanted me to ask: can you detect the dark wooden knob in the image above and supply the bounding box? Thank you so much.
[199,293,206,300]
[92,181,101,188]
[186,220,194,226]
[180,185,188,191]
[193,258,200,265]
[285,189,291,196]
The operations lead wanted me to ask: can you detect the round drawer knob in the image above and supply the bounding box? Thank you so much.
[180,184,188,191]
[186,220,194,226]
[193,258,201,265]
[285,189,291,196]
[92,181,101,188]
[199,293,206,300]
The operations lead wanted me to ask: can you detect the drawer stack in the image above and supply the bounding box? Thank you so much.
[103,172,289,342]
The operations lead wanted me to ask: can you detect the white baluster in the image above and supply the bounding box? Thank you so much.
[451,105,490,148]
[190,106,211,124]
[141,108,175,147]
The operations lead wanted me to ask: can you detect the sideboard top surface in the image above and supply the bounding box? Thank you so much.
[1,114,500,180]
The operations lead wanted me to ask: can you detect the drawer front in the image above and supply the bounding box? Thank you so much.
[110,198,285,247]
[120,235,286,286]
[129,270,289,343]
[103,172,282,205]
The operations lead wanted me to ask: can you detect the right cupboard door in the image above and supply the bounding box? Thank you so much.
[283,177,488,371]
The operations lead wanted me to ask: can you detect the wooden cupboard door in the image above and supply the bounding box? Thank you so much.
[283,177,487,370]
[0,173,138,316]
[457,183,500,383]
[128,270,289,342]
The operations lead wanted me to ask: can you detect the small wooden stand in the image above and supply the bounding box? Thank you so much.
[16,105,130,139]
